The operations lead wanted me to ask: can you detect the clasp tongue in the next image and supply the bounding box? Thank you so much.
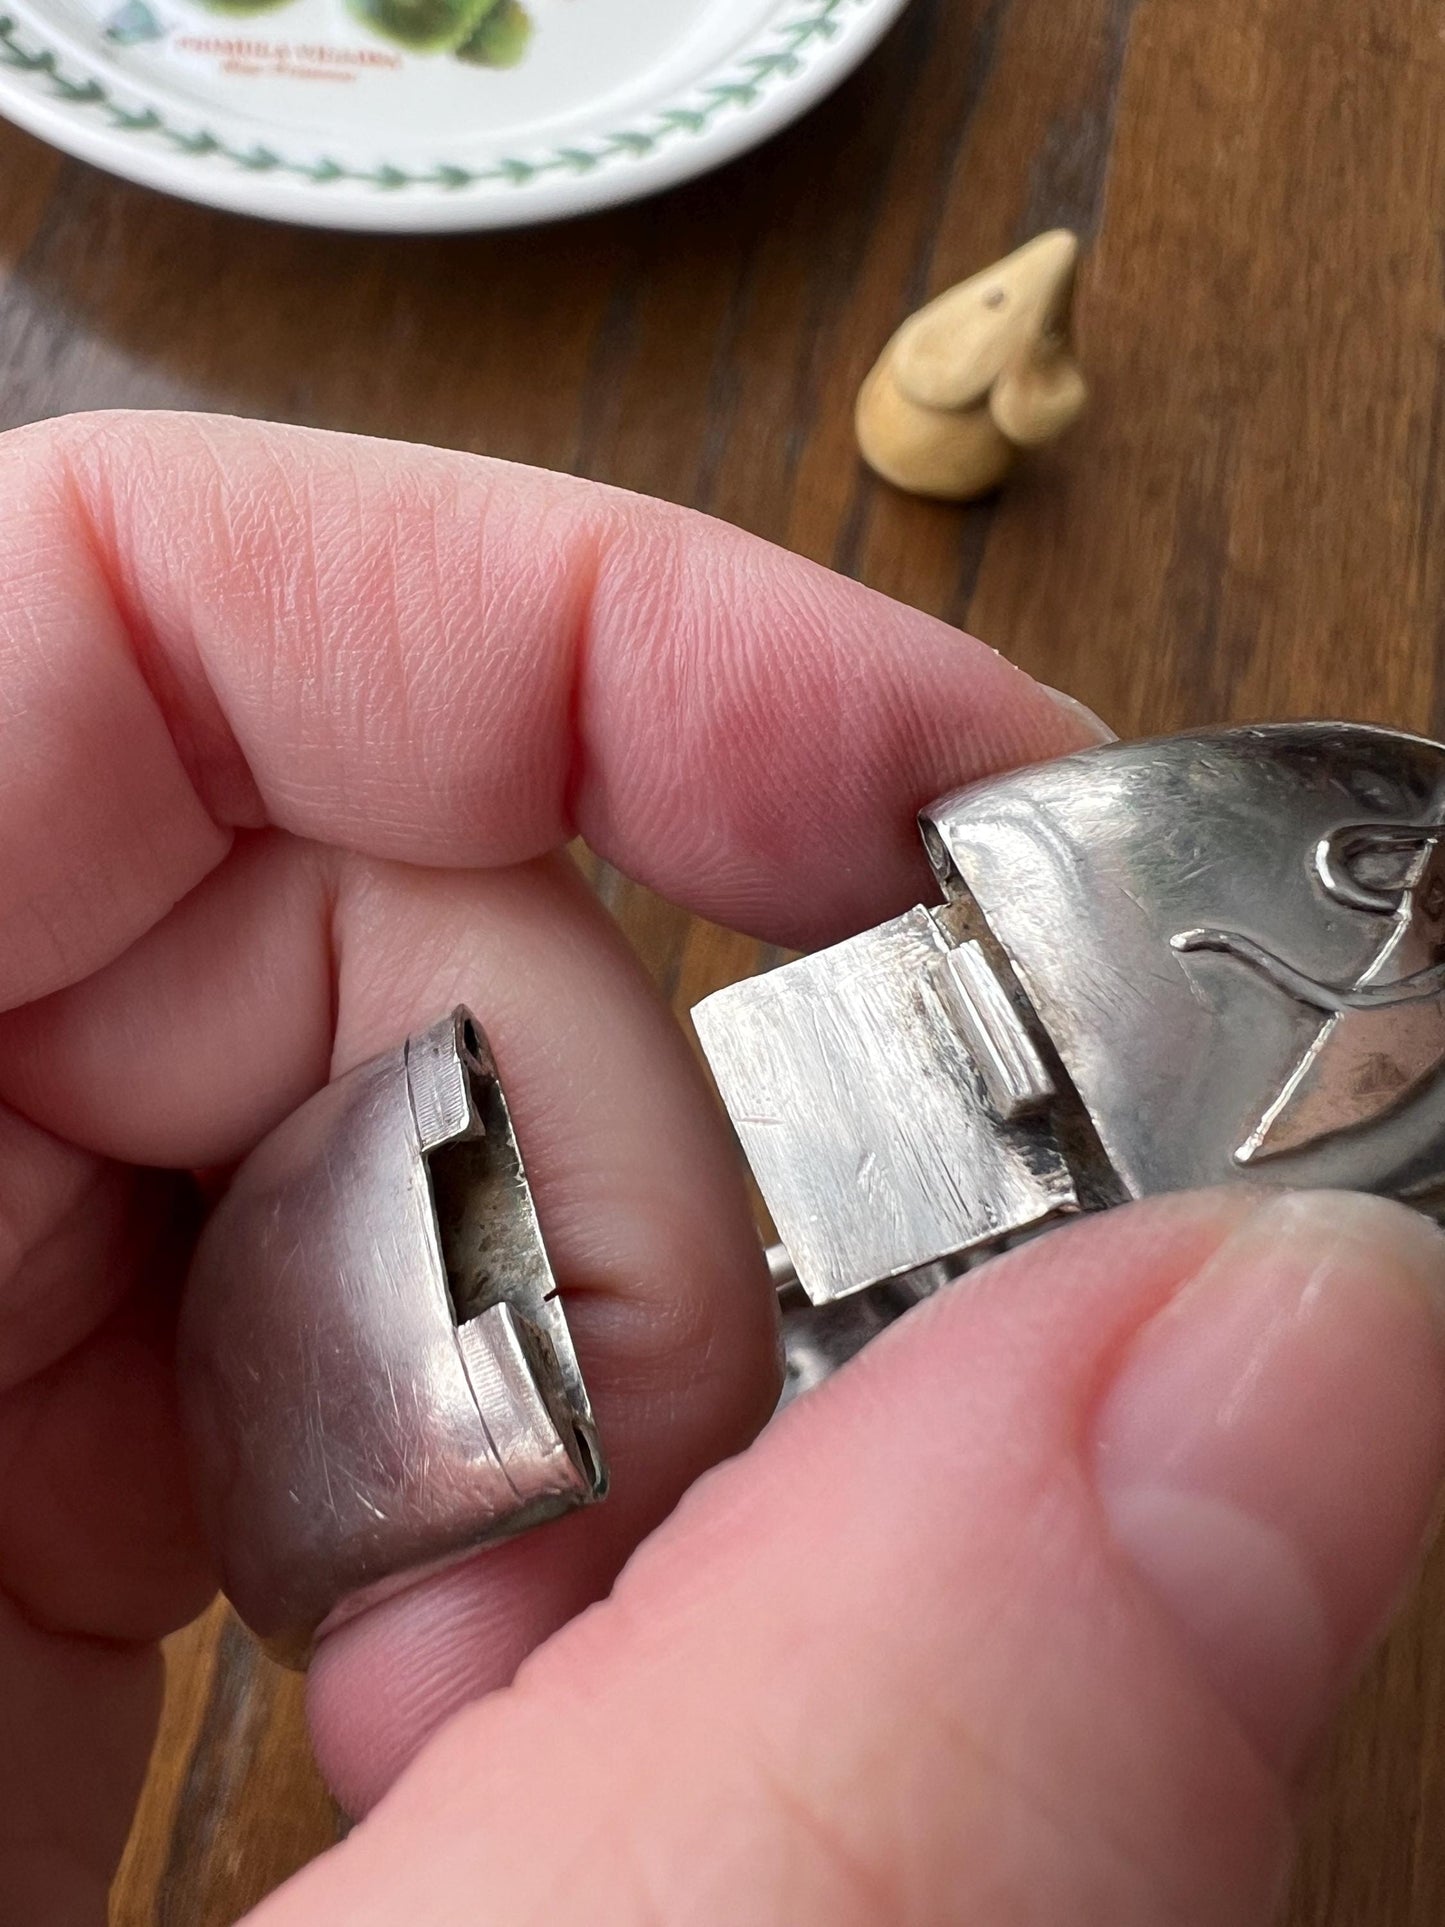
[693,908,1079,1308]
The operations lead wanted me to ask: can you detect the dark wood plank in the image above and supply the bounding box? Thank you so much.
[112,1606,337,1927]
[0,0,1442,1914]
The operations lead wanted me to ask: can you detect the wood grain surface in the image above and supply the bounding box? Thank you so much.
[1,0,1443,1917]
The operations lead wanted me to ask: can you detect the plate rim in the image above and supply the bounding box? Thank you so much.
[0,0,912,230]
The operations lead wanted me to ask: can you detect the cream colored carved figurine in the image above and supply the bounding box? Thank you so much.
[856,229,1087,500]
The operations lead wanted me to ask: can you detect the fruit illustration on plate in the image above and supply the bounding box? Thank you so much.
[348,0,532,60]
[191,0,298,14]
[185,0,535,63]
[455,0,529,64]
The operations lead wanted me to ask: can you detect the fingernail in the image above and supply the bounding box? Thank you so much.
[1093,1190,1445,1775]
[1039,685,1116,743]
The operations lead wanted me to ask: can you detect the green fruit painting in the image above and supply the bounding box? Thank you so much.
[192,0,300,15]
[347,0,532,59]
[187,0,536,62]
[454,0,530,65]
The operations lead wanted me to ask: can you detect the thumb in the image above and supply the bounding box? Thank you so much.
[253,1189,1445,1926]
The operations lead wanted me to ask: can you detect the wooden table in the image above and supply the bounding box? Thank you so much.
[3,0,1444,1917]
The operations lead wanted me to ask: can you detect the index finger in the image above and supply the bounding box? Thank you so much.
[0,410,1101,1008]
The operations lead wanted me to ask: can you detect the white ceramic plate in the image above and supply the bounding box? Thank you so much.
[0,0,910,229]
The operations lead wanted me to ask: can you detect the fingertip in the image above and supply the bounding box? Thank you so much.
[1093,1189,1445,1776]
[581,506,1111,944]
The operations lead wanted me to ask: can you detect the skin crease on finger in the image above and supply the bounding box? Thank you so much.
[0,407,1108,1916]
[0,408,1101,1012]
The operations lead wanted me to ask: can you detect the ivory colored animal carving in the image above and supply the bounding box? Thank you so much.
[856,229,1087,500]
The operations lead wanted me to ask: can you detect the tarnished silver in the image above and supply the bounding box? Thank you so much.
[697,723,1445,1324]
[178,1007,606,1667]
[770,1243,952,1410]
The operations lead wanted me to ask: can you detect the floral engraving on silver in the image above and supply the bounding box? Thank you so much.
[178,1007,605,1667]
[695,723,1445,1327]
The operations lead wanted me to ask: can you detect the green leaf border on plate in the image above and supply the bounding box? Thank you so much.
[0,0,860,190]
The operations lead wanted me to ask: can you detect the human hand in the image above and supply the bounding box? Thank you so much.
[0,412,1440,1927]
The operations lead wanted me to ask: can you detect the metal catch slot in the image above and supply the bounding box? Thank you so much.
[411,1009,607,1505]
[426,1057,553,1330]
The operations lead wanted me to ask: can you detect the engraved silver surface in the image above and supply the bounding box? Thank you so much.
[178,1007,605,1666]
[698,723,1445,1321]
